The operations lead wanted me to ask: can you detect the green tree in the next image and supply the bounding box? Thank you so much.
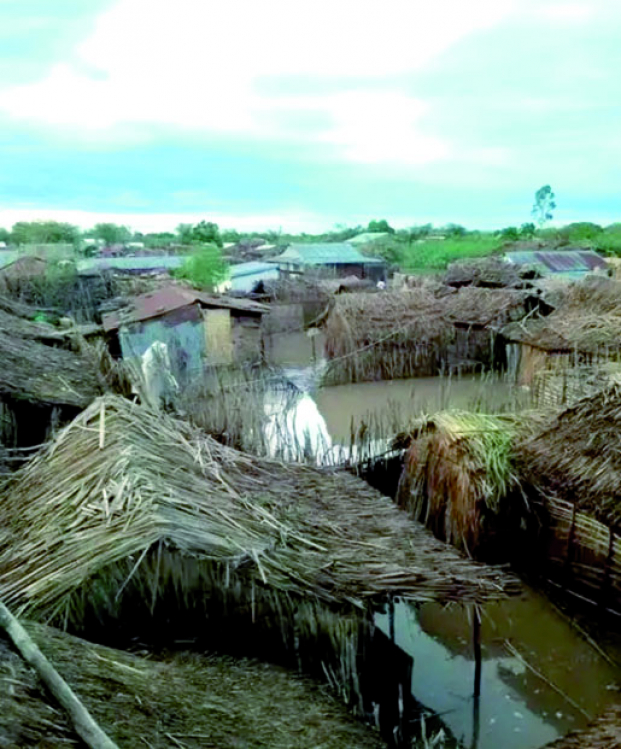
[173,243,229,290]
[500,226,519,241]
[531,185,557,227]
[176,223,194,244]
[519,222,536,239]
[11,220,80,245]
[191,221,223,247]
[0,227,10,243]
[367,219,395,234]
[90,223,132,245]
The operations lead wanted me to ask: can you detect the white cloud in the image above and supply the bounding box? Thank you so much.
[0,0,515,163]
[0,207,329,234]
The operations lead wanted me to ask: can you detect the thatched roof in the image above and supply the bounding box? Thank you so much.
[396,411,530,561]
[517,383,621,529]
[445,257,534,289]
[543,706,621,748]
[1,622,383,748]
[0,396,517,625]
[503,279,621,353]
[0,328,103,407]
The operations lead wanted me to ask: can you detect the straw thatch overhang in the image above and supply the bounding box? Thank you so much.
[0,621,384,749]
[502,280,621,354]
[0,328,103,408]
[542,706,621,749]
[518,383,621,530]
[445,257,536,289]
[323,287,530,384]
[0,396,518,629]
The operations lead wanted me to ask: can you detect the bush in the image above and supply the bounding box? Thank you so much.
[173,243,229,290]
[401,235,503,272]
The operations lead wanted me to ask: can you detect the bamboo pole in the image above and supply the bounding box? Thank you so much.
[0,601,119,749]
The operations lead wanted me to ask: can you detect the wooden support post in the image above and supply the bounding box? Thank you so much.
[389,598,395,643]
[0,601,119,749]
[472,605,482,700]
[563,503,577,588]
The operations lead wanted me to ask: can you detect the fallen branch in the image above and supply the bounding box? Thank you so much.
[0,600,119,749]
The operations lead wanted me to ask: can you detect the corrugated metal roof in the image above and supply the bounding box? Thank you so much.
[102,285,268,331]
[230,262,278,277]
[505,249,607,274]
[77,255,190,274]
[272,243,384,266]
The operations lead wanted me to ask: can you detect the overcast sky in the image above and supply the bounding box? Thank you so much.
[0,0,619,233]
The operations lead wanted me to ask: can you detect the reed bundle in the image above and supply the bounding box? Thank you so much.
[323,288,528,385]
[542,706,621,749]
[518,382,621,529]
[0,621,384,749]
[396,410,530,560]
[0,396,517,630]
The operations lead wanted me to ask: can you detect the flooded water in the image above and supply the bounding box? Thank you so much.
[376,590,621,749]
[260,336,621,748]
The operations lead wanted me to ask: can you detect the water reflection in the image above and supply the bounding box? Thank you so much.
[375,589,620,749]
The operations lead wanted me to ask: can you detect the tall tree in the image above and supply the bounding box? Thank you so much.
[11,221,80,245]
[90,223,132,245]
[531,185,557,227]
[367,219,395,234]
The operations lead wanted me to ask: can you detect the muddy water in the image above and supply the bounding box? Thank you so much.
[315,375,528,444]
[265,340,621,748]
[376,591,621,749]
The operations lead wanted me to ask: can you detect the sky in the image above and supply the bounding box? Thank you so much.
[0,0,619,233]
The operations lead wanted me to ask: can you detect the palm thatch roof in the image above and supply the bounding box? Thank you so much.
[0,396,518,629]
[503,279,621,354]
[445,257,534,289]
[543,706,621,748]
[396,411,531,561]
[517,383,621,529]
[0,329,104,407]
[1,621,384,749]
[323,287,529,384]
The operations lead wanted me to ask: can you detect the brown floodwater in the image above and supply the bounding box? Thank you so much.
[264,341,621,748]
[375,590,621,749]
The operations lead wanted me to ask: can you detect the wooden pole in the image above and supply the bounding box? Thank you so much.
[472,605,482,700]
[0,601,119,749]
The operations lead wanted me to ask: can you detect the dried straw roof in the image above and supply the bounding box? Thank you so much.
[542,706,621,749]
[517,383,621,529]
[326,286,529,345]
[1,622,383,749]
[0,396,517,623]
[503,280,621,353]
[0,328,103,407]
[445,257,531,289]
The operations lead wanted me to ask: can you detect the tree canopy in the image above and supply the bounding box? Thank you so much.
[173,243,229,290]
[11,221,80,246]
[89,223,132,245]
[531,185,557,227]
[367,219,395,234]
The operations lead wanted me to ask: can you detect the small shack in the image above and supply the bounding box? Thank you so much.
[323,286,530,385]
[502,279,621,407]
[0,307,105,448]
[271,243,386,283]
[504,248,608,281]
[102,284,268,379]
[224,261,280,292]
[517,383,621,614]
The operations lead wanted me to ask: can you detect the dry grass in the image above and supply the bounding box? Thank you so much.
[0,396,518,629]
[323,288,528,385]
[0,621,385,749]
[517,382,621,530]
[503,279,621,354]
[396,411,535,560]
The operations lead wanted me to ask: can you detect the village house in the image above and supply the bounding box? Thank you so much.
[101,285,268,380]
[270,243,386,283]
[216,261,280,293]
[504,248,608,280]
